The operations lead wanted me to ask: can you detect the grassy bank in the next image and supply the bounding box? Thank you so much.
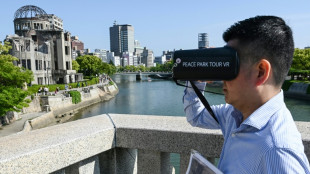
[27,77,99,94]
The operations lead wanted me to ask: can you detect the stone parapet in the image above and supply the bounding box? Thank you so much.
[0,114,309,173]
[0,115,115,173]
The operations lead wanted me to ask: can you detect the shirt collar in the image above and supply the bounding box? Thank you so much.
[241,90,285,130]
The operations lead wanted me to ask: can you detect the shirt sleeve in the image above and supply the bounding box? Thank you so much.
[183,81,222,129]
[258,148,310,174]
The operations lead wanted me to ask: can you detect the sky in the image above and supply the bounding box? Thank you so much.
[1,0,310,56]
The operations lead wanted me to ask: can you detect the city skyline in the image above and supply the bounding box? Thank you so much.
[1,0,310,56]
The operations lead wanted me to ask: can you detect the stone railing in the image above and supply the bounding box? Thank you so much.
[0,114,309,174]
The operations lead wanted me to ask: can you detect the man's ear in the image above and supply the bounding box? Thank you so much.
[256,59,271,86]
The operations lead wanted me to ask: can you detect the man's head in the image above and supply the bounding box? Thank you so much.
[223,16,294,87]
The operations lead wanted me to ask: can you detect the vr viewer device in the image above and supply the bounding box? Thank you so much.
[173,47,240,81]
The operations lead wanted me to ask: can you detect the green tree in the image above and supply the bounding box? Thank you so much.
[109,60,115,66]
[76,55,102,76]
[137,65,146,72]
[72,60,80,71]
[117,65,124,72]
[292,48,310,70]
[0,42,34,117]
[101,62,116,75]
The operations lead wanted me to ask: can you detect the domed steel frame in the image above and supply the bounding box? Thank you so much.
[14,5,47,19]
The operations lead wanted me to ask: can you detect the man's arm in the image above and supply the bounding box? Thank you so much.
[258,148,310,174]
[183,81,224,129]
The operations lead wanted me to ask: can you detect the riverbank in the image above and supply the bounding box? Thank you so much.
[0,81,119,137]
[205,81,310,101]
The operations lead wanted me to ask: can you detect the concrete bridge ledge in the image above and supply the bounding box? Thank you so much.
[0,114,309,174]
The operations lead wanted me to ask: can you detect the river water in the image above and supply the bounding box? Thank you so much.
[70,74,310,173]
[71,74,310,121]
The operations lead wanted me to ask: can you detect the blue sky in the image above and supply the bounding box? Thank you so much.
[1,0,310,56]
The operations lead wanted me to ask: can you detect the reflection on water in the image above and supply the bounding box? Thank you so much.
[72,74,310,122]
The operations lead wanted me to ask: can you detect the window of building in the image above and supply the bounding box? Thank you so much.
[22,60,26,69]
[35,60,38,70]
[27,59,31,70]
[32,35,37,42]
[26,40,30,51]
[65,46,69,55]
[66,61,70,70]
[55,61,58,70]
[37,77,43,85]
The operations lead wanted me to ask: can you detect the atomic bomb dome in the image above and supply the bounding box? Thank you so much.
[5,5,80,85]
[14,5,47,19]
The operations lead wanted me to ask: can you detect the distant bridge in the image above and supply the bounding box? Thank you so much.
[116,72,172,75]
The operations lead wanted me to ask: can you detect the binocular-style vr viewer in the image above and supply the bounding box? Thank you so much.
[173,47,240,81]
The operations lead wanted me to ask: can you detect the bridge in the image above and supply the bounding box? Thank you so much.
[116,72,172,75]
[0,114,309,173]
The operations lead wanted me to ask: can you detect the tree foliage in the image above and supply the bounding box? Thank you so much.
[76,55,117,76]
[76,55,103,76]
[0,42,34,117]
[292,48,310,70]
[72,60,80,71]
[290,48,310,80]
[150,61,174,72]
[100,62,116,75]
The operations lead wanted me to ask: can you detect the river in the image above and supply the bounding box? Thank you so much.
[69,74,310,173]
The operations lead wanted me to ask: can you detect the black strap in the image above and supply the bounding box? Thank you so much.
[189,81,219,124]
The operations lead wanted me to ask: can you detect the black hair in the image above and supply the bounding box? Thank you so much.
[223,16,294,86]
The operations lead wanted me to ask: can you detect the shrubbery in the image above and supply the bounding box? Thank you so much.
[69,90,81,104]
[27,77,99,94]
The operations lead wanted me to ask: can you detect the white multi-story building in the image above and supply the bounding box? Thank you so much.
[107,52,120,66]
[121,57,128,67]
[133,55,138,66]
[94,49,107,62]
[122,52,134,66]
[134,47,144,64]
[141,47,154,67]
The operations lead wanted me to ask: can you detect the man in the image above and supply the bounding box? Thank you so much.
[183,16,310,173]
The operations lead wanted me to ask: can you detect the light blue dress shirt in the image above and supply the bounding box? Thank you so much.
[183,81,310,174]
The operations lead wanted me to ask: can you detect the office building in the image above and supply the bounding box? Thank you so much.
[110,22,134,57]
[198,33,209,49]
[154,55,166,64]
[71,36,84,60]
[141,47,154,67]
[162,50,174,61]
[94,49,107,62]
[107,52,120,66]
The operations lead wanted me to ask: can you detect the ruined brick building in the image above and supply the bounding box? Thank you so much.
[5,5,82,85]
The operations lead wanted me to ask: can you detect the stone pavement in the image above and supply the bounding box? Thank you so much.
[0,112,46,138]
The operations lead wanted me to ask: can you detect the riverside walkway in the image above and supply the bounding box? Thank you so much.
[0,80,112,138]
[0,112,45,137]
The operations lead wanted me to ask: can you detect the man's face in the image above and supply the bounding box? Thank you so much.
[223,40,255,109]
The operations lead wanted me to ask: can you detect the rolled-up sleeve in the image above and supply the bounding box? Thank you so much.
[183,81,221,129]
